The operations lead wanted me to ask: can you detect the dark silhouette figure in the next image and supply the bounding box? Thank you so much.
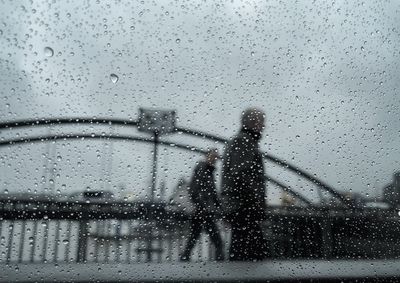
[180,149,224,261]
[221,108,269,261]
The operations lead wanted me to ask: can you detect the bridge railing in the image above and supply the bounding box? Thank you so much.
[2,117,399,264]
[1,196,400,264]
[0,219,225,264]
[0,199,224,264]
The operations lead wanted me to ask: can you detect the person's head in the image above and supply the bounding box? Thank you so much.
[205,148,219,166]
[241,107,265,134]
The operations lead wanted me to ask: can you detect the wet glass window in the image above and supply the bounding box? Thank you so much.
[0,0,399,282]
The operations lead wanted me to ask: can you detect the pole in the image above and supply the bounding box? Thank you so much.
[42,127,52,195]
[151,132,159,202]
[146,131,158,262]
[105,127,114,192]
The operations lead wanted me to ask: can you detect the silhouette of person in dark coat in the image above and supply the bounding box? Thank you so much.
[180,149,224,261]
[221,108,269,261]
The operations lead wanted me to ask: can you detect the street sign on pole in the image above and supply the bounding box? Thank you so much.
[138,108,176,135]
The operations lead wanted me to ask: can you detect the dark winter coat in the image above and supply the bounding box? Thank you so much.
[221,128,267,221]
[189,161,220,215]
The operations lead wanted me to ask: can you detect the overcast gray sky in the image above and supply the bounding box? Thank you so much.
[0,0,399,203]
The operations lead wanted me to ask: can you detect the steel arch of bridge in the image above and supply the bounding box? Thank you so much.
[0,117,348,206]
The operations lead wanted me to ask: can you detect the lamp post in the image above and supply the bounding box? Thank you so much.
[138,108,176,202]
[138,108,176,262]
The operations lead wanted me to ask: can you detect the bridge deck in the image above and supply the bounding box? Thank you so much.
[1,260,400,282]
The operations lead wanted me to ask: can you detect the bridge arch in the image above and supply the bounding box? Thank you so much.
[0,117,348,206]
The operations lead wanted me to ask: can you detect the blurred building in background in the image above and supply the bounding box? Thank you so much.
[383,172,400,207]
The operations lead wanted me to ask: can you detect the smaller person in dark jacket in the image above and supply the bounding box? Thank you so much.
[180,149,224,261]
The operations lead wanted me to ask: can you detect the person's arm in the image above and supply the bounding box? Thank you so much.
[209,176,221,208]
[223,144,254,205]
[214,191,221,208]
[221,139,261,216]
[228,144,257,192]
[230,143,267,216]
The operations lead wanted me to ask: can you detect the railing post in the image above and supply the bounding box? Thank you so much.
[6,221,14,263]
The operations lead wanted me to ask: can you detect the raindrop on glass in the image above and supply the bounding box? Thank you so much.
[110,73,119,84]
[44,47,54,57]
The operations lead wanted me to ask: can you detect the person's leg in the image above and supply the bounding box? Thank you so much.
[204,217,224,261]
[247,222,269,261]
[229,219,268,261]
[228,223,239,261]
[180,216,202,261]
[229,221,249,261]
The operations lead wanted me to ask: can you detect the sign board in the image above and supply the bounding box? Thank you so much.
[138,108,176,135]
